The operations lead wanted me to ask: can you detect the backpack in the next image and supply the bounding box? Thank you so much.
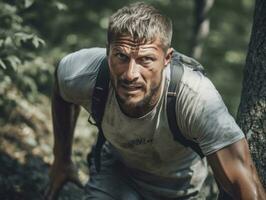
[88,50,206,172]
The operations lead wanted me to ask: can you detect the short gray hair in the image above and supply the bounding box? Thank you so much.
[107,2,172,51]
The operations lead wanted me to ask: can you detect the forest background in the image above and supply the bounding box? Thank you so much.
[0,0,256,199]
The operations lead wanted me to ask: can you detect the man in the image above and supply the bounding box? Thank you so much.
[45,2,266,200]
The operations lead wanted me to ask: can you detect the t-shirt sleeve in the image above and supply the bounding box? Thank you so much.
[57,53,74,103]
[176,69,245,156]
[56,48,106,111]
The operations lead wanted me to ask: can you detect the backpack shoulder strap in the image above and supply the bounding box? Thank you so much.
[89,57,110,172]
[167,51,204,158]
[91,57,110,124]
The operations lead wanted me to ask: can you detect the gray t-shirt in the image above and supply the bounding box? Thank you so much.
[57,47,245,197]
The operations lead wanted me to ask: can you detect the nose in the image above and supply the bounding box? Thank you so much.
[124,59,139,81]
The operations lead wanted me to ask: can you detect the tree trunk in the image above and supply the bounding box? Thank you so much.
[237,0,266,187]
[190,0,214,59]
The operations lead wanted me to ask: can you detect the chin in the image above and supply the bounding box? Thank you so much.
[117,93,144,107]
[121,96,143,107]
[116,91,155,117]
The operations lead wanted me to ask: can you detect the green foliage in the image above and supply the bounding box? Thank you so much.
[0,0,46,121]
[202,0,253,115]
[0,1,45,69]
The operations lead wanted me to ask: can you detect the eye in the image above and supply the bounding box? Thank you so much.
[115,53,128,61]
[139,56,154,64]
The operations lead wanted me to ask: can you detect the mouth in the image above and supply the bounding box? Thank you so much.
[118,83,144,94]
[121,84,142,90]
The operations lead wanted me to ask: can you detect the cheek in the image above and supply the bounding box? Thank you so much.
[140,70,160,92]
[152,71,163,86]
[109,59,119,79]
[109,58,125,78]
[146,65,164,86]
[108,61,119,87]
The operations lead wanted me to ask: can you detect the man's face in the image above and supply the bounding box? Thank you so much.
[108,36,172,117]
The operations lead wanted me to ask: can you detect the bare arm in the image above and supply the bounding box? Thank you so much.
[51,66,80,164]
[44,67,82,200]
[207,138,266,200]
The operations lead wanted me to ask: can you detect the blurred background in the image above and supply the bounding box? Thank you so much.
[0,0,254,199]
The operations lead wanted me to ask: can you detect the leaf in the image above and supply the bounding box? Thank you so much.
[32,37,39,48]
[0,59,7,70]
[15,32,32,41]
[6,56,21,71]
[53,2,68,11]
[24,0,34,8]
[14,32,32,46]
[0,39,4,47]
[4,37,13,47]
[32,36,45,48]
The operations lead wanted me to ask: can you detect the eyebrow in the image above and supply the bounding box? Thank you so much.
[139,45,159,50]
[112,42,159,50]
[112,46,158,57]
[111,41,161,56]
[137,52,157,57]
[112,47,128,54]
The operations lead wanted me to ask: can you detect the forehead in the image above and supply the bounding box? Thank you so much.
[110,36,164,54]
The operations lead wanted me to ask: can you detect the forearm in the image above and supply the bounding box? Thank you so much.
[208,139,266,200]
[52,92,80,162]
[232,163,265,200]
[214,160,264,199]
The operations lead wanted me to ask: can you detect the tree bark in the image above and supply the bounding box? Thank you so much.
[190,0,214,59]
[237,0,266,187]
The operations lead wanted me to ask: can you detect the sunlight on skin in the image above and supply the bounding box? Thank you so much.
[107,36,173,117]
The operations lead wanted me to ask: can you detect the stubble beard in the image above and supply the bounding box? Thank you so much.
[111,73,164,118]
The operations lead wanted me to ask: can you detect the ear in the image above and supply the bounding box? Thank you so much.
[164,47,173,66]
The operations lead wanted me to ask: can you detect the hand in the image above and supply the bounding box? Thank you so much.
[43,160,84,200]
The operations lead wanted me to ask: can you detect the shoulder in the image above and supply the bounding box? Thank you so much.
[175,64,244,155]
[177,65,223,121]
[62,47,106,61]
[181,66,224,113]
[173,55,222,134]
[182,66,214,93]
[58,47,106,76]
[57,47,106,105]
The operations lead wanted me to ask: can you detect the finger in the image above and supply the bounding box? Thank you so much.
[70,178,84,189]
[43,183,54,200]
[76,169,89,187]
[43,186,60,200]
[43,184,58,200]
[69,173,85,189]
[43,177,65,200]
